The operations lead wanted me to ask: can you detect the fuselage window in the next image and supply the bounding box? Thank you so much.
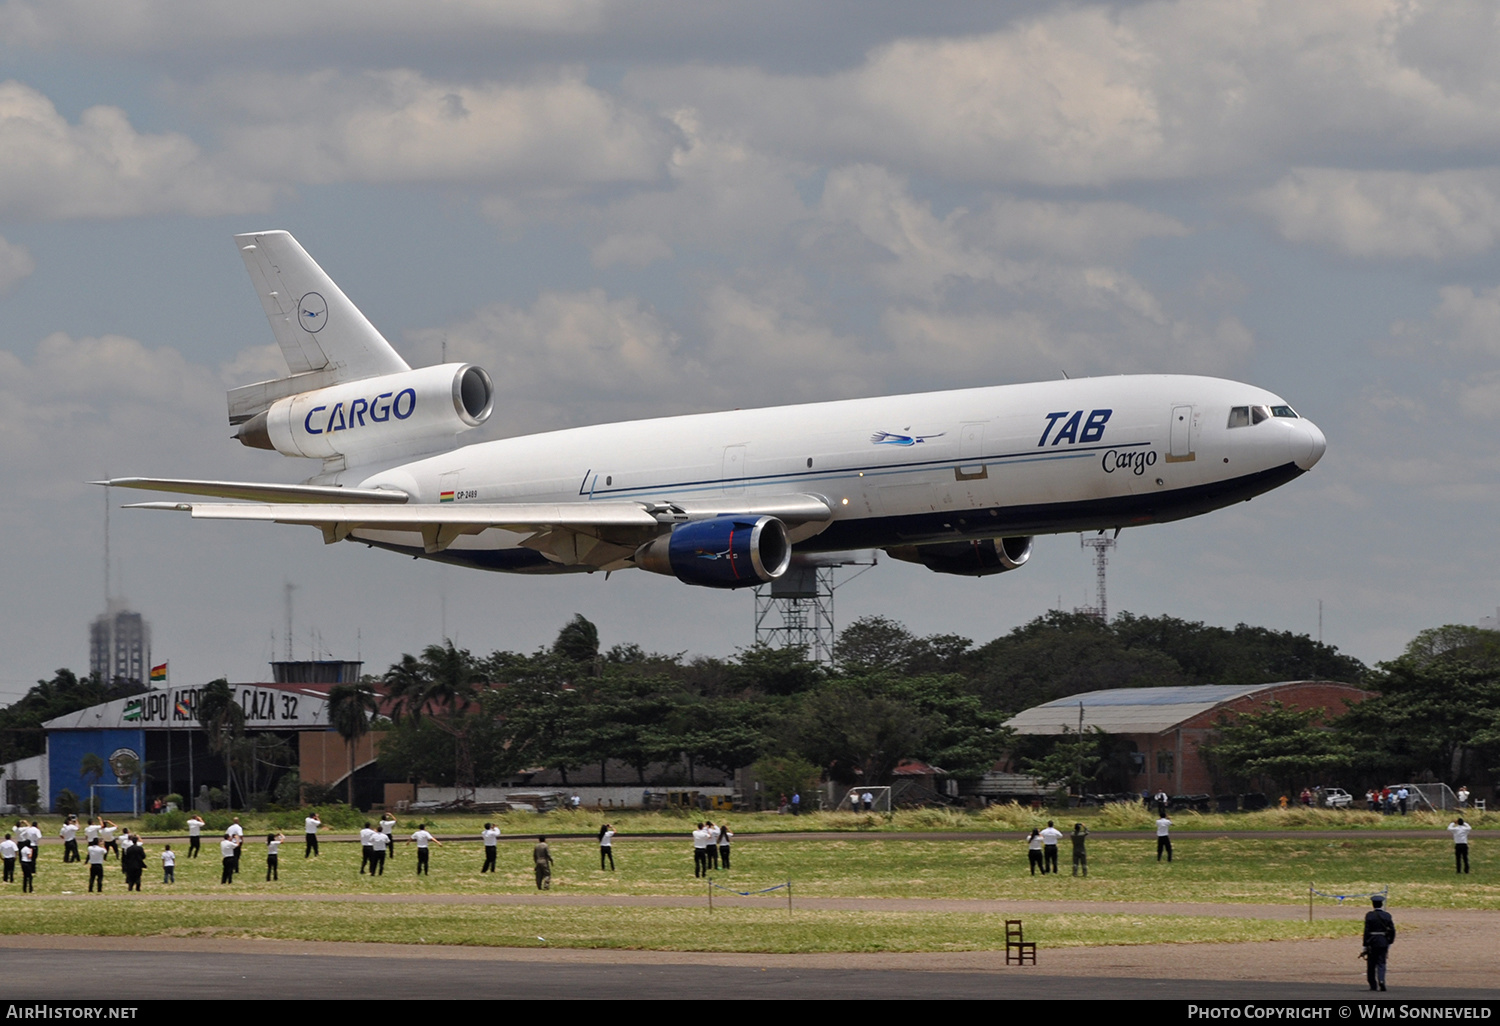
[1251,405,1270,424]
[1271,405,1298,418]
[1227,406,1250,428]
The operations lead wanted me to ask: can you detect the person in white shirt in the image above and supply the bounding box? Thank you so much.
[692,824,710,878]
[86,837,106,892]
[718,824,733,871]
[598,824,615,871]
[1039,821,1063,874]
[227,818,245,875]
[379,813,397,861]
[160,845,176,885]
[219,834,240,884]
[186,814,204,858]
[410,824,442,875]
[266,832,285,881]
[0,833,16,883]
[304,813,322,858]
[1448,817,1472,874]
[481,823,501,873]
[1457,786,1471,808]
[60,818,80,863]
[100,820,119,857]
[1156,816,1173,862]
[84,819,101,848]
[19,841,35,892]
[367,828,388,875]
[359,823,376,874]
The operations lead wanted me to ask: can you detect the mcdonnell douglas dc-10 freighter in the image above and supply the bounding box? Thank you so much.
[108,231,1325,588]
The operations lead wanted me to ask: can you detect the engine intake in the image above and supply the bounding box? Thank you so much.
[635,516,791,589]
[885,536,1032,577]
[236,363,493,461]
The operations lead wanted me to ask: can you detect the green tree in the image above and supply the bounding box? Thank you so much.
[1202,701,1356,793]
[196,678,246,808]
[384,642,489,800]
[1339,654,1500,783]
[553,614,601,666]
[1020,727,1107,796]
[835,616,971,676]
[326,681,379,807]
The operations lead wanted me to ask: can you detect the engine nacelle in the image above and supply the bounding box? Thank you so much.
[884,536,1033,577]
[635,516,792,589]
[236,363,493,461]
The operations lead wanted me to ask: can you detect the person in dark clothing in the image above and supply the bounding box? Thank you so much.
[1363,896,1396,992]
[1071,823,1089,877]
[121,835,147,891]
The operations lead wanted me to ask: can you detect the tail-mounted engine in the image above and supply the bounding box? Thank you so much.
[885,536,1033,577]
[235,363,493,462]
[635,516,792,589]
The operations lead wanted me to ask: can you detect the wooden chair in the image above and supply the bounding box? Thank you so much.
[1005,919,1037,965]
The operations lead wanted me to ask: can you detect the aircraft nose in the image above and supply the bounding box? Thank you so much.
[1290,419,1326,471]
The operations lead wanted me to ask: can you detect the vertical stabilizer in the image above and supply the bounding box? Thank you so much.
[234,231,410,379]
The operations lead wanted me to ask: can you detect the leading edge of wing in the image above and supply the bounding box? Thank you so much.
[99,477,410,504]
[122,493,834,554]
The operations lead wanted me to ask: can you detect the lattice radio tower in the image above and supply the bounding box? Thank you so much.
[1075,533,1117,621]
[753,559,876,665]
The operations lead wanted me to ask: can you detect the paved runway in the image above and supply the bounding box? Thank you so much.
[2,933,1495,1001]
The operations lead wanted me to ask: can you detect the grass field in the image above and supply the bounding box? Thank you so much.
[4,808,1488,953]
[0,899,1362,953]
[68,801,1494,839]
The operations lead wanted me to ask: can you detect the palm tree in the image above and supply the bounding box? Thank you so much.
[326,681,379,807]
[383,642,487,801]
[196,678,245,809]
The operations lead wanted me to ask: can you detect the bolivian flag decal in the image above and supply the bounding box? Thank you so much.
[440,491,455,502]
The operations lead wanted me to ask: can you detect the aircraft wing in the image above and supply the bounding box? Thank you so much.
[101,477,410,504]
[123,493,834,563]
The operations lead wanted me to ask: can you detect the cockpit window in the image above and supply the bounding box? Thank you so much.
[1227,406,1250,428]
[1251,405,1270,424]
[1271,405,1298,418]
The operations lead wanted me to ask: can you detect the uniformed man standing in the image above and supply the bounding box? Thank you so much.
[1363,895,1396,992]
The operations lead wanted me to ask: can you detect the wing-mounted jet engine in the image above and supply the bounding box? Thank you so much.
[885,536,1032,577]
[634,515,792,589]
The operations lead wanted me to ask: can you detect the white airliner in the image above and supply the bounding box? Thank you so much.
[108,231,1326,588]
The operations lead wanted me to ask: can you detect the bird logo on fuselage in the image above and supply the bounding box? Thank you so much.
[871,429,945,446]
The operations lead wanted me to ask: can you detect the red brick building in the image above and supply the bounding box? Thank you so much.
[1004,681,1372,795]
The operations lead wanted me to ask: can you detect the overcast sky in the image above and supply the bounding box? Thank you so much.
[3,0,1498,699]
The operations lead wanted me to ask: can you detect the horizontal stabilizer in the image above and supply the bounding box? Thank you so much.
[100,477,410,504]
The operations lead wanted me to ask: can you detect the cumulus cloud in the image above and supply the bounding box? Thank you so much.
[0,80,272,219]
[0,333,239,502]
[583,108,811,261]
[0,233,34,293]
[1399,283,1500,358]
[0,0,607,51]
[209,69,671,190]
[408,290,702,434]
[1254,168,1500,260]
[629,0,1500,186]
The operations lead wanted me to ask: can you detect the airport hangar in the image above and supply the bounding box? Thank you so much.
[5,662,386,815]
[1002,681,1372,798]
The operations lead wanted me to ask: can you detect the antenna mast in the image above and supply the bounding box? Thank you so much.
[1075,534,1117,621]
